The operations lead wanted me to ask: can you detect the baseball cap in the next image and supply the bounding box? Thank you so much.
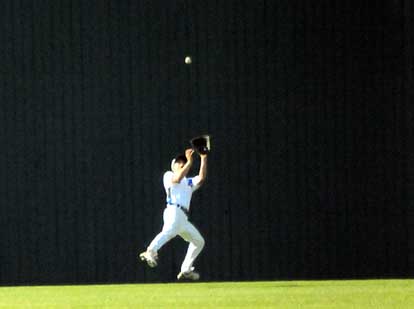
[170,154,187,170]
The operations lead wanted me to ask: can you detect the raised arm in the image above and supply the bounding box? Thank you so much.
[197,153,208,186]
[171,149,194,183]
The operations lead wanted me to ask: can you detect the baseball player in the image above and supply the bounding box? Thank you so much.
[139,148,208,280]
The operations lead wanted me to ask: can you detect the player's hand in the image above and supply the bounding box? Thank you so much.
[185,148,195,162]
[199,152,208,160]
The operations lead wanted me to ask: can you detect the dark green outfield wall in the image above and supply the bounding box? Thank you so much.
[0,0,413,284]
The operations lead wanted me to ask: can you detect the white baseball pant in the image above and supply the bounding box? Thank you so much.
[147,204,205,273]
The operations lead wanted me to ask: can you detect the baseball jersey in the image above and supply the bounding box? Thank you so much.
[163,171,201,209]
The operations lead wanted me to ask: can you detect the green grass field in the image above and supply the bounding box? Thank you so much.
[0,280,412,308]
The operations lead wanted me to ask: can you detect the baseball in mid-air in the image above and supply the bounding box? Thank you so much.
[185,56,192,64]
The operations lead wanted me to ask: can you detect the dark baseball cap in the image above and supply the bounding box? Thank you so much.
[170,154,187,170]
[173,154,187,164]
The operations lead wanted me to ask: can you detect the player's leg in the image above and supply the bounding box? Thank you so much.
[177,221,205,280]
[140,206,182,267]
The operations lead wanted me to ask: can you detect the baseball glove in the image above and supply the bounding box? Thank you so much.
[190,135,211,155]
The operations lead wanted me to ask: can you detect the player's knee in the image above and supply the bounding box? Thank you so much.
[196,236,205,249]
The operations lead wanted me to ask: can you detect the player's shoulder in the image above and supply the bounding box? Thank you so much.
[164,171,174,178]
[163,171,175,181]
[163,171,174,187]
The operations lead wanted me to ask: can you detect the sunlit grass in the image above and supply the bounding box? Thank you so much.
[0,279,412,308]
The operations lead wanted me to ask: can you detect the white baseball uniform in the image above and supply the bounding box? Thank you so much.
[147,171,205,273]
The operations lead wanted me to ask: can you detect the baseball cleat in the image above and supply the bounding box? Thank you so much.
[177,267,200,281]
[139,250,158,268]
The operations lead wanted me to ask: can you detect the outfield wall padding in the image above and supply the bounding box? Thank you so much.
[0,0,413,284]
